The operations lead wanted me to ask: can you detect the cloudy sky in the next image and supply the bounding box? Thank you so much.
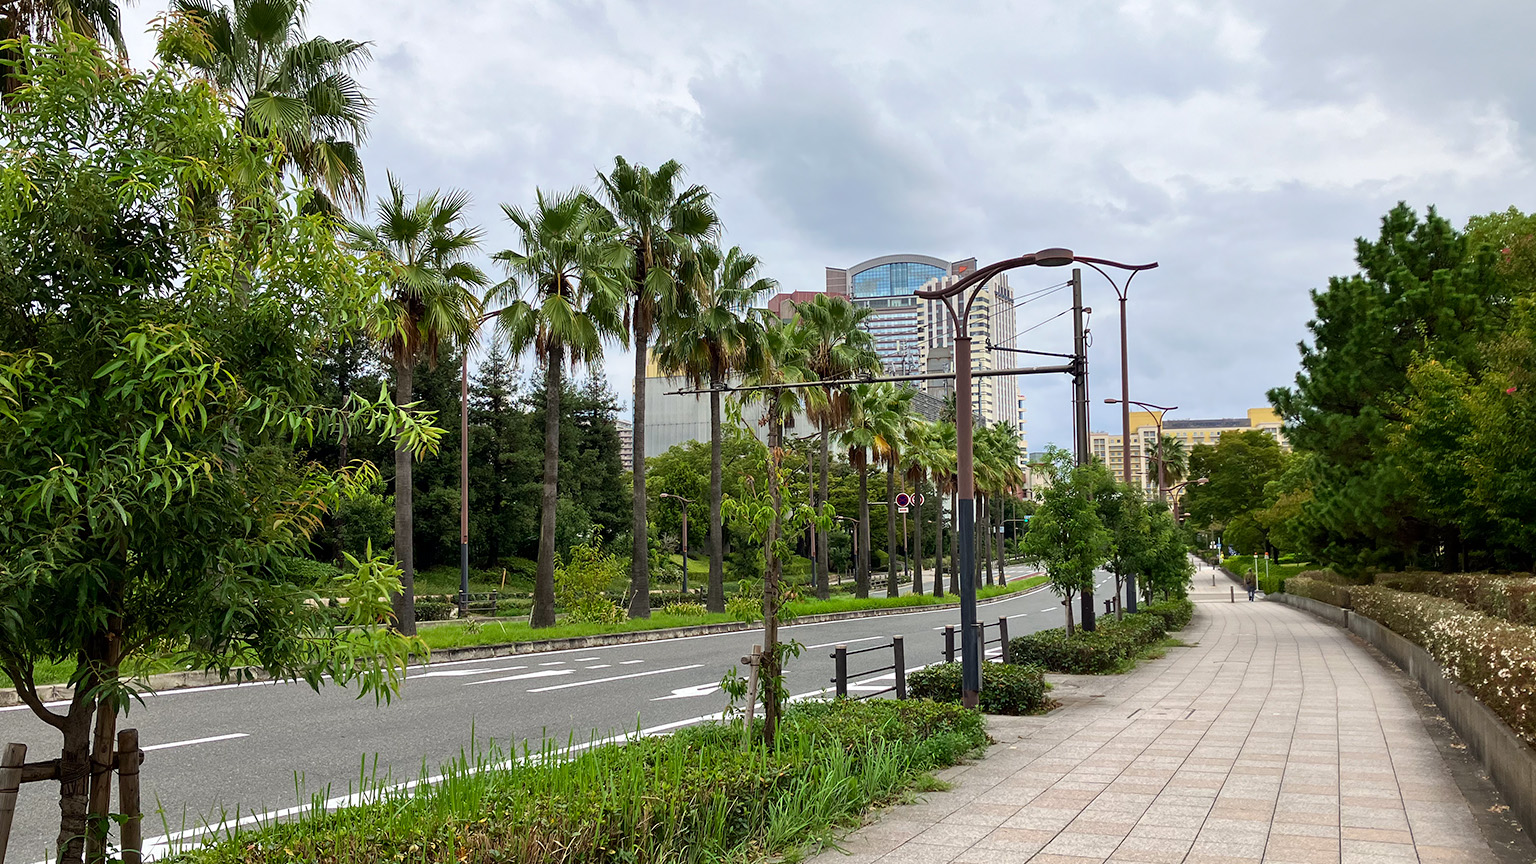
[120,0,1536,450]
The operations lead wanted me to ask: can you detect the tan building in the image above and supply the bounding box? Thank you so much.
[1091,407,1286,497]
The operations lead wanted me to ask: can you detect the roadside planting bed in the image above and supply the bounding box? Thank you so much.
[1006,599,1196,675]
[166,699,986,864]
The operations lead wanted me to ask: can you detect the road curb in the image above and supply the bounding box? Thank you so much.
[0,574,1047,708]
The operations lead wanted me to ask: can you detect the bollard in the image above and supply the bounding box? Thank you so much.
[1230,586,1235,603]
[833,645,848,698]
[893,636,907,700]
[944,625,955,663]
[975,625,986,681]
[998,617,1010,664]
[117,729,142,864]
[1104,598,1112,615]
[0,742,25,864]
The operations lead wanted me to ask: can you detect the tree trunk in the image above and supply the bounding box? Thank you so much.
[707,376,726,613]
[996,501,1007,582]
[533,344,562,628]
[392,360,417,635]
[982,496,994,587]
[949,486,959,596]
[911,490,924,595]
[1065,592,1076,635]
[628,329,650,618]
[83,622,122,864]
[932,487,944,597]
[55,689,95,864]
[856,459,871,599]
[816,422,831,600]
[885,462,899,598]
[763,413,784,745]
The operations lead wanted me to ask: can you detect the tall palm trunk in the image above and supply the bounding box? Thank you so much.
[981,496,994,587]
[932,488,944,597]
[392,360,417,635]
[948,485,959,596]
[816,423,831,600]
[533,344,563,628]
[856,457,871,599]
[996,500,1008,583]
[707,371,726,613]
[629,333,650,618]
[763,411,784,744]
[911,490,924,595]
[885,461,899,597]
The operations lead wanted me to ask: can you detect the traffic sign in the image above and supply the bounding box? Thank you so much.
[895,492,911,508]
[897,506,909,514]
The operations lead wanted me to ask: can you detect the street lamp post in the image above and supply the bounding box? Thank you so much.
[1104,398,1177,614]
[834,515,859,584]
[659,493,694,594]
[457,308,505,620]
[918,249,1156,707]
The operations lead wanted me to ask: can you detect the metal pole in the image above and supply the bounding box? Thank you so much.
[459,353,470,620]
[1072,269,1096,631]
[944,624,955,663]
[1120,291,1138,612]
[833,645,848,698]
[1156,414,1167,504]
[681,503,689,595]
[998,616,1011,664]
[955,332,979,706]
[893,635,907,700]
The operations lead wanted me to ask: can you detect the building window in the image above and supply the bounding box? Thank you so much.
[850,261,947,298]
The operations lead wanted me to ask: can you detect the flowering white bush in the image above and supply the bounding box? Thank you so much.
[1351,586,1536,744]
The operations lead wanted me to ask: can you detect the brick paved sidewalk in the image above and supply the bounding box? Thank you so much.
[812,570,1524,864]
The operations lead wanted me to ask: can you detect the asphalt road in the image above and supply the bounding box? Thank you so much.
[0,567,1117,861]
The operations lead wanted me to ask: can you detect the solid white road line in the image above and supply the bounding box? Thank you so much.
[142,733,249,752]
[463,669,572,686]
[526,664,704,693]
[804,635,885,650]
[411,665,526,679]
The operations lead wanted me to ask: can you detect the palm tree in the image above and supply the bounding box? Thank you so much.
[901,420,941,596]
[921,422,957,597]
[873,385,915,598]
[160,0,372,211]
[594,157,718,619]
[652,243,772,612]
[797,295,880,599]
[348,174,486,635]
[979,423,1026,580]
[1146,433,1188,495]
[492,189,630,628]
[3,0,127,96]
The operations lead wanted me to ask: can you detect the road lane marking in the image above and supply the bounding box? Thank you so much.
[620,659,644,665]
[584,664,611,669]
[412,665,527,679]
[142,733,248,752]
[526,664,704,693]
[537,661,565,666]
[805,636,884,650]
[574,657,600,662]
[464,669,572,686]
[651,683,720,701]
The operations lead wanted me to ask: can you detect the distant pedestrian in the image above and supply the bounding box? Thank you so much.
[1245,573,1256,601]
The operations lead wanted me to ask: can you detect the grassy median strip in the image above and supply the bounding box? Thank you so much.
[168,699,987,864]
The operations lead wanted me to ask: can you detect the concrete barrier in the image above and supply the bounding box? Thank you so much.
[1270,592,1536,842]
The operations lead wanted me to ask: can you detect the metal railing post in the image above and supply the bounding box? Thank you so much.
[998,617,1010,664]
[117,729,142,864]
[944,625,955,663]
[834,645,848,698]
[892,636,907,700]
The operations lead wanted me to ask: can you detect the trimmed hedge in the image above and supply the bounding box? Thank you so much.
[1373,571,1536,628]
[415,598,455,621]
[1349,586,1536,744]
[908,661,1054,715]
[1141,598,1195,631]
[1284,577,1353,608]
[1008,610,1170,674]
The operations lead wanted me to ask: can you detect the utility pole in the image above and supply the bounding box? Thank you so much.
[1071,268,1096,631]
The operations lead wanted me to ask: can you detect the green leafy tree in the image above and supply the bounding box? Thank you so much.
[491,190,629,627]
[1183,431,1288,555]
[0,39,434,864]
[1021,454,1110,633]
[1269,203,1504,572]
[347,174,487,635]
[652,243,771,611]
[2,0,127,96]
[873,384,916,597]
[594,157,718,619]
[159,0,374,211]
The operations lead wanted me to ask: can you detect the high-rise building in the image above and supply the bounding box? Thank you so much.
[1091,407,1288,497]
[616,420,634,472]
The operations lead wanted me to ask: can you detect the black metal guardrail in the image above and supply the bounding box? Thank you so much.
[830,636,908,700]
[943,617,1011,664]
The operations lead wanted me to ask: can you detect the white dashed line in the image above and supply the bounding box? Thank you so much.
[584,664,611,669]
[538,661,565,666]
[620,660,644,665]
[412,665,527,679]
[464,669,572,686]
[526,664,704,693]
[142,733,249,752]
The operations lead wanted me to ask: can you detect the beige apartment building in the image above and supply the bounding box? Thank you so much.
[1091,407,1286,497]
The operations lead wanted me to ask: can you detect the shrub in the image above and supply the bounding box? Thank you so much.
[414,598,454,622]
[662,601,708,618]
[494,599,530,618]
[1350,586,1536,744]
[1008,611,1167,674]
[1285,577,1353,608]
[281,557,342,587]
[555,543,626,624]
[726,594,760,623]
[1141,598,1194,631]
[908,661,1054,715]
[1390,573,1536,628]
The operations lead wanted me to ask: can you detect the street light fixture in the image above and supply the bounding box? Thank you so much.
[659,492,695,594]
[1103,398,1178,502]
[918,248,1156,708]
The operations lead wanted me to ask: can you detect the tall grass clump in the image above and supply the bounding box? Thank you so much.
[167,699,985,864]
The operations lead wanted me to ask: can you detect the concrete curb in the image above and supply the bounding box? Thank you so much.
[1268,592,1536,842]
[0,575,1047,709]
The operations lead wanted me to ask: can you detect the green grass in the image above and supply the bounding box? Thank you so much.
[1,655,201,689]
[168,699,987,864]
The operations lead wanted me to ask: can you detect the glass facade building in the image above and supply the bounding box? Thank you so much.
[850,261,947,298]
